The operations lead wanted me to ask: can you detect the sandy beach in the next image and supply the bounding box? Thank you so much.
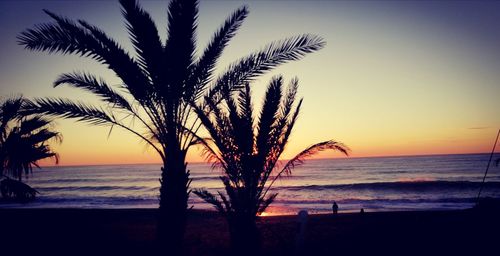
[1,207,498,256]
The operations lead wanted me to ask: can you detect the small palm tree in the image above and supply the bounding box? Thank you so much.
[192,76,349,254]
[0,97,60,201]
[18,0,324,251]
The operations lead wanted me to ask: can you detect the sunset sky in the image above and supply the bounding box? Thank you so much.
[1,1,499,166]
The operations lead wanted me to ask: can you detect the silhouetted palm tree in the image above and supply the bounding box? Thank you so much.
[0,97,60,201]
[192,76,349,254]
[17,0,324,252]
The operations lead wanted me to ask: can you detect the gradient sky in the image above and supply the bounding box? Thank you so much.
[1,1,499,166]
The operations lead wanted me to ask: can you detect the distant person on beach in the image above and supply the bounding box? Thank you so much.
[360,208,365,214]
[332,201,338,215]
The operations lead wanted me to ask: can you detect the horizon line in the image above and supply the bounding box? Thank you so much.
[39,151,497,168]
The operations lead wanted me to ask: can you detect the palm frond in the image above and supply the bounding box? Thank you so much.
[1,97,61,181]
[193,98,236,165]
[256,76,283,165]
[17,116,52,136]
[235,83,254,155]
[191,137,224,169]
[24,128,61,146]
[257,193,277,215]
[281,140,350,176]
[217,191,232,213]
[225,91,253,158]
[237,83,253,121]
[221,176,239,207]
[189,6,248,101]
[278,78,299,130]
[27,143,59,166]
[0,96,24,133]
[207,34,325,103]
[193,189,225,214]
[119,0,164,85]
[27,98,114,126]
[260,140,349,202]
[26,98,163,158]
[76,20,152,103]
[54,71,134,111]
[177,122,224,167]
[164,0,198,98]
[275,98,302,160]
[18,10,151,103]
[267,78,299,160]
[17,13,88,56]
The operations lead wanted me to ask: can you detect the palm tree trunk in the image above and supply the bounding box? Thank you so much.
[158,159,190,255]
[228,213,261,256]
[0,161,4,178]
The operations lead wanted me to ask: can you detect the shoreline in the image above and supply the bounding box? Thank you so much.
[1,207,498,255]
[0,203,476,215]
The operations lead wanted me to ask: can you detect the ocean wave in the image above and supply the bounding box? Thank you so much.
[279,181,500,191]
[30,196,479,207]
[39,196,157,202]
[190,175,308,181]
[36,185,151,192]
[272,197,478,205]
[30,177,155,184]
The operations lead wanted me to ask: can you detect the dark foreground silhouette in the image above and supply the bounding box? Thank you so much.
[0,206,499,256]
[0,178,39,202]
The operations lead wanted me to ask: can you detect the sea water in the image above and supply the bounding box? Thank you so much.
[1,153,500,215]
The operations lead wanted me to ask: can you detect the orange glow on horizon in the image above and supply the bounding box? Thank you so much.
[258,212,270,217]
[37,144,495,167]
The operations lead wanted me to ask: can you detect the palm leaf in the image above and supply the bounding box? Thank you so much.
[26,98,163,158]
[217,191,232,213]
[191,104,226,155]
[275,78,299,137]
[18,10,151,103]
[119,0,164,86]
[267,78,300,162]
[271,98,303,166]
[225,90,252,158]
[30,146,59,165]
[193,97,237,164]
[24,128,61,145]
[260,140,349,202]
[193,189,225,214]
[164,0,197,99]
[54,71,134,112]
[177,123,224,167]
[27,98,114,126]
[190,137,224,169]
[207,34,325,103]
[76,20,152,103]
[189,6,249,101]
[235,83,254,155]
[280,140,349,176]
[1,97,61,181]
[257,193,277,215]
[0,97,24,135]
[17,116,52,136]
[17,14,88,56]
[256,76,283,166]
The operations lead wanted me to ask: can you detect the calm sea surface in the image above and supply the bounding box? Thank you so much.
[2,153,500,215]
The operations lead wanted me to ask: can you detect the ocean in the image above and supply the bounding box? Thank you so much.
[2,153,500,215]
